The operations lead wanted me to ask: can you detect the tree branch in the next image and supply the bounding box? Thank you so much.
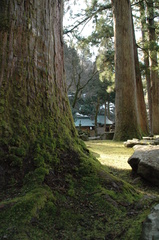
[63,4,112,35]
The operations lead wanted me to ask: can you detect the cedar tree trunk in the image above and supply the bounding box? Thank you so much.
[112,0,141,140]
[139,1,152,134]
[147,0,159,134]
[0,0,76,187]
[131,11,149,136]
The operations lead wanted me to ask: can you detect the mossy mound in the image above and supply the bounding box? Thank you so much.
[0,79,157,239]
[1,139,157,240]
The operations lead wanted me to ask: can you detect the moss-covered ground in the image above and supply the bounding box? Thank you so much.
[0,140,159,240]
[86,140,159,196]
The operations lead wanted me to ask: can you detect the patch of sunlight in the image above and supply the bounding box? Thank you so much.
[99,153,131,170]
[86,140,133,170]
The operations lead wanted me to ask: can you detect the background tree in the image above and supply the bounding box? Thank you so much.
[133,0,159,134]
[131,9,149,136]
[64,0,151,139]
[64,0,115,128]
[111,0,141,140]
[96,38,115,122]
[146,0,159,134]
[64,43,98,110]
[139,0,152,133]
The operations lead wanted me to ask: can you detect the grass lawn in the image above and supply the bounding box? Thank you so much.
[86,140,159,196]
[86,140,133,170]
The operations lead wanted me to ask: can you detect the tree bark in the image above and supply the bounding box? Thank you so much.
[131,10,149,136]
[0,0,76,186]
[104,101,107,132]
[111,0,141,141]
[139,1,152,134]
[146,0,159,134]
[95,97,100,136]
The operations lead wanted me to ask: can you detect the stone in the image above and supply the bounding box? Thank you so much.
[128,145,159,186]
[124,137,159,148]
[141,204,159,240]
[143,136,155,140]
[154,138,159,145]
[100,132,114,140]
[79,133,89,141]
[124,139,148,148]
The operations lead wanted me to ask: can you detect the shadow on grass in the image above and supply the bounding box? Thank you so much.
[104,165,159,197]
[87,140,159,197]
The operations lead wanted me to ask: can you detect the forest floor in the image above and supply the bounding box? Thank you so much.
[1,140,159,240]
[86,140,159,201]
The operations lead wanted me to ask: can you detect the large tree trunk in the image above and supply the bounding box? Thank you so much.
[0,0,76,187]
[146,0,159,134]
[112,0,141,141]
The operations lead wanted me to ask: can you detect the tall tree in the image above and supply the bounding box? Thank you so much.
[131,9,149,136]
[64,43,98,109]
[111,0,141,140]
[0,0,77,188]
[139,0,152,134]
[146,0,159,134]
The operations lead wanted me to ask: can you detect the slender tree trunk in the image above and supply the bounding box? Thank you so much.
[72,84,80,108]
[112,0,141,140]
[139,1,152,134]
[104,101,106,132]
[134,44,149,136]
[95,97,100,136]
[107,101,110,120]
[131,10,149,136]
[144,56,152,134]
[0,0,76,186]
[146,0,159,134]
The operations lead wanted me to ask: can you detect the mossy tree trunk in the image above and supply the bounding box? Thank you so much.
[111,0,141,141]
[0,0,77,188]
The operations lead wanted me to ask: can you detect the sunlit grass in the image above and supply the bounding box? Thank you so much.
[86,140,134,170]
[86,140,159,197]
